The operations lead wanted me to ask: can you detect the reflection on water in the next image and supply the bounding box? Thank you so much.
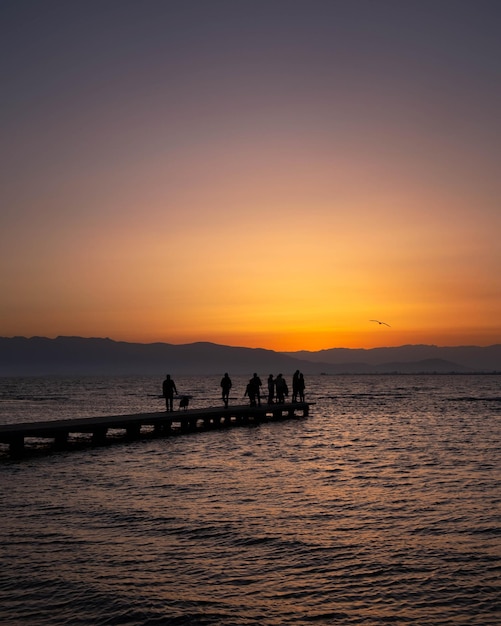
[0,375,500,625]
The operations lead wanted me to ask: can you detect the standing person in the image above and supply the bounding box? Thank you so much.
[249,373,262,407]
[244,381,256,406]
[162,374,178,412]
[275,373,288,404]
[267,374,275,404]
[292,369,300,402]
[298,373,306,402]
[220,372,232,407]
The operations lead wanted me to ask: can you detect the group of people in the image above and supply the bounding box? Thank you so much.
[240,370,306,407]
[162,370,306,411]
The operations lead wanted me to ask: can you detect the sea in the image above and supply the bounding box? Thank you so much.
[0,374,499,625]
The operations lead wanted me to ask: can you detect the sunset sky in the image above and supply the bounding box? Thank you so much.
[1,0,500,351]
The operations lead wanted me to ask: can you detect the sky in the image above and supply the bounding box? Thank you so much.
[1,0,500,351]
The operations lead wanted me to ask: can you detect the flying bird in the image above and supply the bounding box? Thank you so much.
[370,319,391,327]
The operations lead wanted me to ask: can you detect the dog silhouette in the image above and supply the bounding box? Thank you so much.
[179,396,190,410]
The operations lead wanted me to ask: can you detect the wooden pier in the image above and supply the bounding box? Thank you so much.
[0,402,310,456]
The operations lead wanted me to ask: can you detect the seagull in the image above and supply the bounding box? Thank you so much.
[370,319,391,327]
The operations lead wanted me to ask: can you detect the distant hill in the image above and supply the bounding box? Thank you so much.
[0,336,326,376]
[0,337,499,376]
[283,345,501,373]
[374,358,471,374]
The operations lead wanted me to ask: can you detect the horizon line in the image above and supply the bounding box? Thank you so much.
[2,335,500,352]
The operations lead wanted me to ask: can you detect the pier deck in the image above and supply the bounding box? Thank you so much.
[0,402,310,455]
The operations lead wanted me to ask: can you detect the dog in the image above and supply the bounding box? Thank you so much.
[179,396,190,411]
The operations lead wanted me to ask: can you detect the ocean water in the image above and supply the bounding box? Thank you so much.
[0,374,500,625]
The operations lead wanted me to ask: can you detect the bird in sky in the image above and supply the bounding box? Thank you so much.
[370,319,391,327]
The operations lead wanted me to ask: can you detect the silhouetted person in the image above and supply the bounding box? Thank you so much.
[220,373,232,407]
[249,373,262,406]
[267,374,275,404]
[162,374,178,412]
[297,373,305,402]
[275,373,288,404]
[292,369,300,402]
[244,382,256,406]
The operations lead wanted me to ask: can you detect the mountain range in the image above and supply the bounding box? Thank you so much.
[1,336,500,376]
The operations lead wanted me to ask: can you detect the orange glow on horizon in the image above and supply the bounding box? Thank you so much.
[5,325,499,353]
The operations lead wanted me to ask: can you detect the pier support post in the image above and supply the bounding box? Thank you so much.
[9,435,24,456]
[54,431,68,449]
[92,427,108,444]
[154,419,172,435]
[126,424,141,439]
